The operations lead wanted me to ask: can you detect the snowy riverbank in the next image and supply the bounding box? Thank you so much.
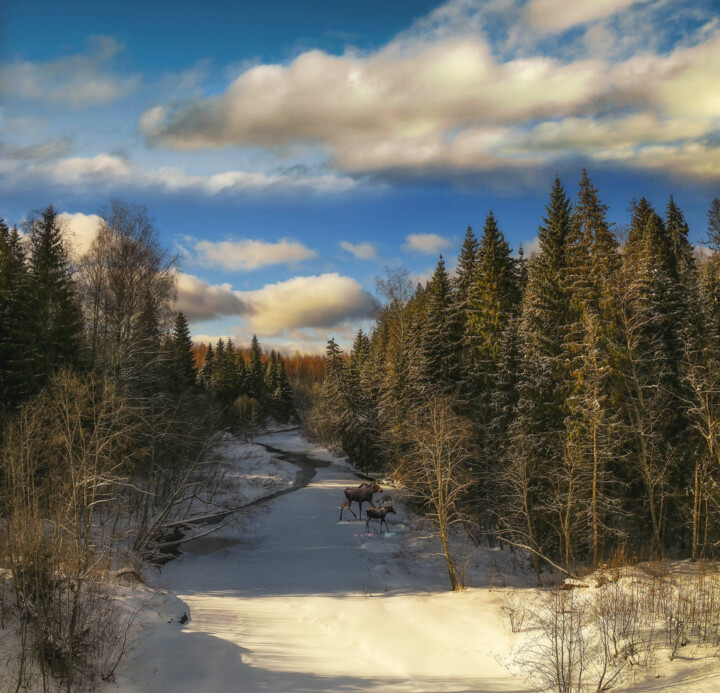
[113,430,720,693]
[115,428,530,692]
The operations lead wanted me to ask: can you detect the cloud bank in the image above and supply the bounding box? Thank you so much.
[140,0,720,181]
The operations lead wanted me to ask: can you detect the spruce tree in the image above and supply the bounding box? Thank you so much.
[275,355,296,423]
[700,198,720,342]
[235,348,247,397]
[560,171,621,561]
[418,256,461,394]
[171,312,196,388]
[466,211,518,378]
[507,177,574,562]
[28,205,84,385]
[666,196,695,278]
[0,223,35,409]
[200,342,215,389]
[246,334,264,401]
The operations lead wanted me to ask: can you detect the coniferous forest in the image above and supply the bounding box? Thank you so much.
[310,171,720,575]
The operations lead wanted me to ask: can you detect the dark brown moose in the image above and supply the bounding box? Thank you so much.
[339,480,382,520]
[365,505,396,533]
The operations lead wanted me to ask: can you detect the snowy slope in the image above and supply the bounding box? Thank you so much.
[117,429,531,693]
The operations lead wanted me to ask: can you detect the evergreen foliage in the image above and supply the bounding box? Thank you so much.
[309,173,720,572]
[170,311,197,388]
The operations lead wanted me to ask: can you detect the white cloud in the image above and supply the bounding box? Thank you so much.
[240,274,376,335]
[403,233,452,255]
[0,36,139,108]
[524,0,645,33]
[175,273,249,323]
[194,238,317,271]
[136,2,720,181]
[519,236,541,258]
[340,241,379,260]
[174,272,377,336]
[57,212,102,258]
[0,153,362,196]
[141,38,609,154]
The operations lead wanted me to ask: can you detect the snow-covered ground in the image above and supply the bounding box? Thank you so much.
[203,432,299,505]
[116,429,531,693]
[115,430,720,693]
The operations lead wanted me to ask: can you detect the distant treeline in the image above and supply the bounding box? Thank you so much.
[310,171,720,574]
[193,343,324,415]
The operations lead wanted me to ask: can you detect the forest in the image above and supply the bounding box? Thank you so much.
[2,173,720,690]
[0,200,300,690]
[309,171,720,579]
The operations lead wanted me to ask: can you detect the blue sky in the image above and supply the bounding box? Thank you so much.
[1,0,719,353]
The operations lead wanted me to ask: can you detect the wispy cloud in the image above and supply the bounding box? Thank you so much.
[0,138,72,161]
[0,36,139,108]
[524,0,647,33]
[403,233,452,254]
[340,240,379,260]
[0,152,363,196]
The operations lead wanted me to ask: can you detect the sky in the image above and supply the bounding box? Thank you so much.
[1,0,719,354]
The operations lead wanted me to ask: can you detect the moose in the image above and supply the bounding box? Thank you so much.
[339,479,382,521]
[365,505,396,533]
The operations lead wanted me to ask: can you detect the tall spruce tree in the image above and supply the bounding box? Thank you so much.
[246,334,264,401]
[0,223,35,410]
[700,198,720,342]
[200,342,215,389]
[171,312,196,388]
[28,205,84,385]
[561,171,621,562]
[466,212,518,387]
[418,256,461,394]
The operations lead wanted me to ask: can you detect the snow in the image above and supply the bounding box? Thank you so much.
[114,430,720,693]
[255,428,352,468]
[116,429,531,693]
[204,432,298,506]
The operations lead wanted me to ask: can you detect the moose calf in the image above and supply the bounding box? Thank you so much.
[365,505,396,533]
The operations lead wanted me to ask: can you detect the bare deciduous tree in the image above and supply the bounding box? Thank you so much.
[400,395,473,591]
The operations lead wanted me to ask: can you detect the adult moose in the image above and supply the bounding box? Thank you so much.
[339,480,382,520]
